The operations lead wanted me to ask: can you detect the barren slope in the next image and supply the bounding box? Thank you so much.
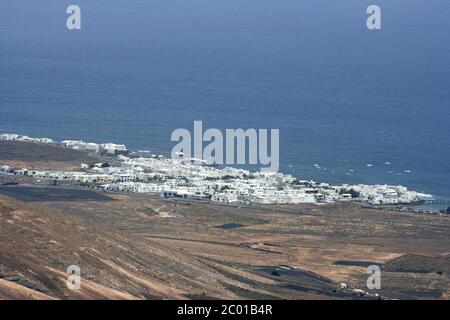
[1,185,449,300]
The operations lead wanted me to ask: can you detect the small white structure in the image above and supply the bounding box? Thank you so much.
[99,143,128,155]
[0,133,53,144]
[212,191,239,203]
[61,140,99,153]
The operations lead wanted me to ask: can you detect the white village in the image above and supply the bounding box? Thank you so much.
[0,133,432,206]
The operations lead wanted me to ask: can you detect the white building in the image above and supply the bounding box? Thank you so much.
[99,143,128,155]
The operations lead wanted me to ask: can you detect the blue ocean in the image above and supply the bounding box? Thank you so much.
[1,1,450,201]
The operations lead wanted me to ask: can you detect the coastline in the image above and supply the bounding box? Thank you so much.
[1,133,442,211]
[1,134,449,300]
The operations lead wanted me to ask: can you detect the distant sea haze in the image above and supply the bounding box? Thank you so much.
[1,0,449,202]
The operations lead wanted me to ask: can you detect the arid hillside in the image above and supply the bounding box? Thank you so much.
[0,141,100,169]
[1,185,449,300]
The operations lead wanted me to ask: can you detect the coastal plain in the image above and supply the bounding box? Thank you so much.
[0,141,449,300]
